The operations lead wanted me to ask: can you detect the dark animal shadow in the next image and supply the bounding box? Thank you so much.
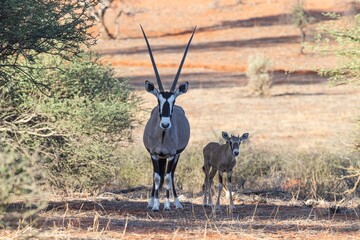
[98,35,300,56]
[126,70,328,90]
[4,191,360,234]
[120,11,344,40]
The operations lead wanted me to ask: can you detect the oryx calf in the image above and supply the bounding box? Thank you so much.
[203,131,249,210]
[141,25,196,211]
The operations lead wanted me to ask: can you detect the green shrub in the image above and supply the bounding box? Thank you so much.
[246,54,273,96]
[313,13,360,86]
[0,0,99,85]
[0,53,141,194]
[0,146,47,226]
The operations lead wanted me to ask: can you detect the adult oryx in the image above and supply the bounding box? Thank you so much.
[141,25,196,211]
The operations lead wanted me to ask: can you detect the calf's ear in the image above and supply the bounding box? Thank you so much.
[241,133,249,141]
[222,131,230,142]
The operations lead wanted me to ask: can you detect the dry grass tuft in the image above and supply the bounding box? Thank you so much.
[246,54,273,96]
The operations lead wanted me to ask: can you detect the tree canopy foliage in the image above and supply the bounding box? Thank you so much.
[0,0,100,88]
[314,13,360,86]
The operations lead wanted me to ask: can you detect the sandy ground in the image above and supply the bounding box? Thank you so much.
[2,191,360,239]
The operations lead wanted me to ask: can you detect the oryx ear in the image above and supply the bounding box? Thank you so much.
[222,131,230,142]
[241,133,249,141]
[174,81,189,97]
[145,80,159,97]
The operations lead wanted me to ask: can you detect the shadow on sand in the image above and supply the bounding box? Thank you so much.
[126,70,328,90]
[4,190,360,234]
[122,11,343,40]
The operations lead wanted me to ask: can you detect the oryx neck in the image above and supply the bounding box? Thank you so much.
[161,130,166,144]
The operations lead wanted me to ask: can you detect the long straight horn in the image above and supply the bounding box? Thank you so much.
[170,26,197,92]
[140,25,164,91]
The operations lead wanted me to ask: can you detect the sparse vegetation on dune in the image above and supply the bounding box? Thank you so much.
[246,53,273,96]
[112,144,359,201]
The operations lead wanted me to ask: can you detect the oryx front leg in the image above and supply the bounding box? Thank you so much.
[164,156,174,191]
[147,181,155,209]
[172,154,183,209]
[150,155,160,212]
[164,190,171,211]
[163,156,174,211]
[228,171,235,210]
[216,171,224,210]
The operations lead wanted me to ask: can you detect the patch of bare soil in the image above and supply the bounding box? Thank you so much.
[3,190,360,239]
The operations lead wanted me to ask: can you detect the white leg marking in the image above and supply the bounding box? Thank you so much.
[164,173,172,190]
[229,182,235,210]
[152,198,160,211]
[154,173,161,190]
[147,197,154,209]
[164,198,171,211]
[228,171,235,210]
[174,197,183,209]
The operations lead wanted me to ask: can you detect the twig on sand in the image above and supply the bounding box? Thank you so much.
[121,214,129,239]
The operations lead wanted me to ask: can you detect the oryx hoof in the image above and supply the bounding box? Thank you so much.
[175,204,183,209]
[174,198,183,209]
[151,207,160,212]
[147,197,154,209]
[164,199,171,211]
[151,199,160,212]
[202,203,211,208]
